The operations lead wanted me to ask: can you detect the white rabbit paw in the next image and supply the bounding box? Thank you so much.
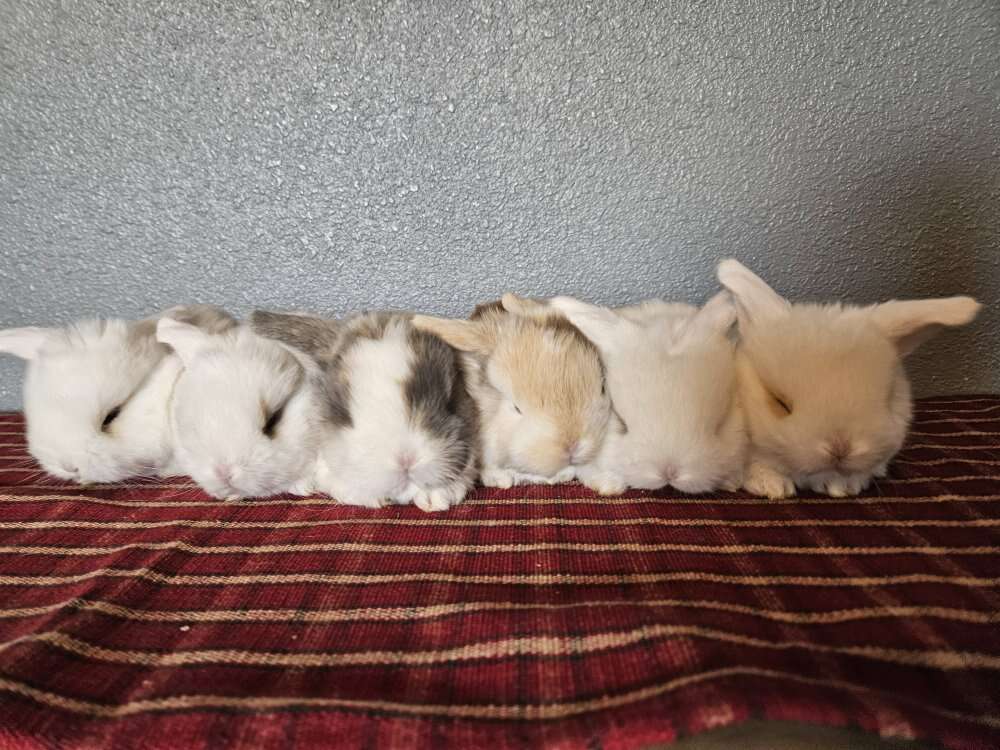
[811,474,870,498]
[579,469,627,496]
[413,487,454,513]
[546,466,577,484]
[480,468,516,488]
[873,462,889,478]
[337,493,389,509]
[287,478,315,497]
[743,463,796,499]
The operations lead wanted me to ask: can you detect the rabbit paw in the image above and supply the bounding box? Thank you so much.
[743,463,796,499]
[578,468,627,496]
[337,493,389,509]
[546,466,577,484]
[287,478,315,497]
[480,468,515,488]
[873,462,889,478]
[811,474,869,498]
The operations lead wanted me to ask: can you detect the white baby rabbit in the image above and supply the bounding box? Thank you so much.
[717,259,981,499]
[156,317,323,500]
[412,301,612,488]
[503,292,747,495]
[0,305,235,483]
[252,310,478,512]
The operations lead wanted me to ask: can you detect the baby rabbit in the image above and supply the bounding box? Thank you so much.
[251,310,477,512]
[156,317,324,500]
[0,305,235,484]
[717,259,981,498]
[412,301,612,488]
[503,293,746,495]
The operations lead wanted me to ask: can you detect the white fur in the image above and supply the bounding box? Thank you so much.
[310,317,475,512]
[718,259,981,498]
[506,293,747,494]
[0,318,184,483]
[158,320,323,499]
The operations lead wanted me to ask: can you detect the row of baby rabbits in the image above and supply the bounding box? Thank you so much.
[0,260,980,510]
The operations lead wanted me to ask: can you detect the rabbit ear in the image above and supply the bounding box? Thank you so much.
[411,315,496,355]
[869,296,981,357]
[156,317,213,366]
[671,292,736,352]
[544,296,623,351]
[0,327,53,360]
[717,259,790,327]
[251,310,341,360]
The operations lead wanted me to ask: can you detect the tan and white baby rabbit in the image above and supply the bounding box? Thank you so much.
[0,305,235,483]
[156,317,324,499]
[503,293,746,495]
[717,259,981,498]
[252,310,478,512]
[412,301,612,488]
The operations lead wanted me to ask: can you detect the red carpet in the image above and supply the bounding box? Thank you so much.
[0,396,997,749]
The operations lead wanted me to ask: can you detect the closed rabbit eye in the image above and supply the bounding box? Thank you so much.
[769,391,793,416]
[262,405,285,438]
[512,402,522,415]
[101,405,123,432]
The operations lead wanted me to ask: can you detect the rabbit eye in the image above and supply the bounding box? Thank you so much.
[512,403,522,415]
[262,405,285,438]
[101,405,122,432]
[770,392,793,416]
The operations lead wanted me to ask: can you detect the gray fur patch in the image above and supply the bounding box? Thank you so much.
[251,310,342,363]
[169,304,238,335]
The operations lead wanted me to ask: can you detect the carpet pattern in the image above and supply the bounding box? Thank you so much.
[0,396,997,749]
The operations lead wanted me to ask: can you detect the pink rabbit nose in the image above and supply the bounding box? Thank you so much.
[214,464,234,483]
[397,451,416,472]
[659,465,678,483]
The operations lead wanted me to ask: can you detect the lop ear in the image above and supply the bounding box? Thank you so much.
[716,259,790,328]
[503,293,624,350]
[251,310,341,361]
[671,292,736,352]
[411,315,495,355]
[0,327,53,360]
[156,317,213,366]
[869,296,981,357]
[164,304,238,335]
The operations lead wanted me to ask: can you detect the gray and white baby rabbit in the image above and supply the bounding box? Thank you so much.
[503,292,746,495]
[0,305,235,483]
[412,301,612,488]
[156,316,324,500]
[252,310,478,512]
[717,259,981,498]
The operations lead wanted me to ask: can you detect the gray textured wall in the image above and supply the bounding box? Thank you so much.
[1,1,998,409]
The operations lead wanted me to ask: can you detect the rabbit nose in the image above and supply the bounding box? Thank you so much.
[214,464,234,483]
[659,464,678,483]
[824,435,853,466]
[566,441,583,464]
[397,451,416,472]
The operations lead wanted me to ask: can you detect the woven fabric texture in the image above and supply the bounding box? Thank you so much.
[0,396,997,749]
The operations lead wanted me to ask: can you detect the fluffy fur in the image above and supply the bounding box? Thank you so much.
[412,301,611,488]
[718,259,981,498]
[251,311,478,512]
[503,292,747,494]
[157,318,323,500]
[0,305,235,483]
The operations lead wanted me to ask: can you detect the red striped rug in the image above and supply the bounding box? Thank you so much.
[0,396,997,749]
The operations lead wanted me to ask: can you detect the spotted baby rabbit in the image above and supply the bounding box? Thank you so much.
[717,259,981,499]
[503,292,746,495]
[251,310,477,512]
[156,316,324,500]
[0,305,235,484]
[412,301,612,488]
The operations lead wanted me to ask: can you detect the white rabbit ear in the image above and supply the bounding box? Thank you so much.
[716,259,790,326]
[672,292,736,351]
[411,315,496,355]
[546,296,623,350]
[156,317,213,365]
[0,327,53,360]
[869,296,981,357]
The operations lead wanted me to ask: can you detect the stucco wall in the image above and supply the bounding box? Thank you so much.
[1,0,997,409]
